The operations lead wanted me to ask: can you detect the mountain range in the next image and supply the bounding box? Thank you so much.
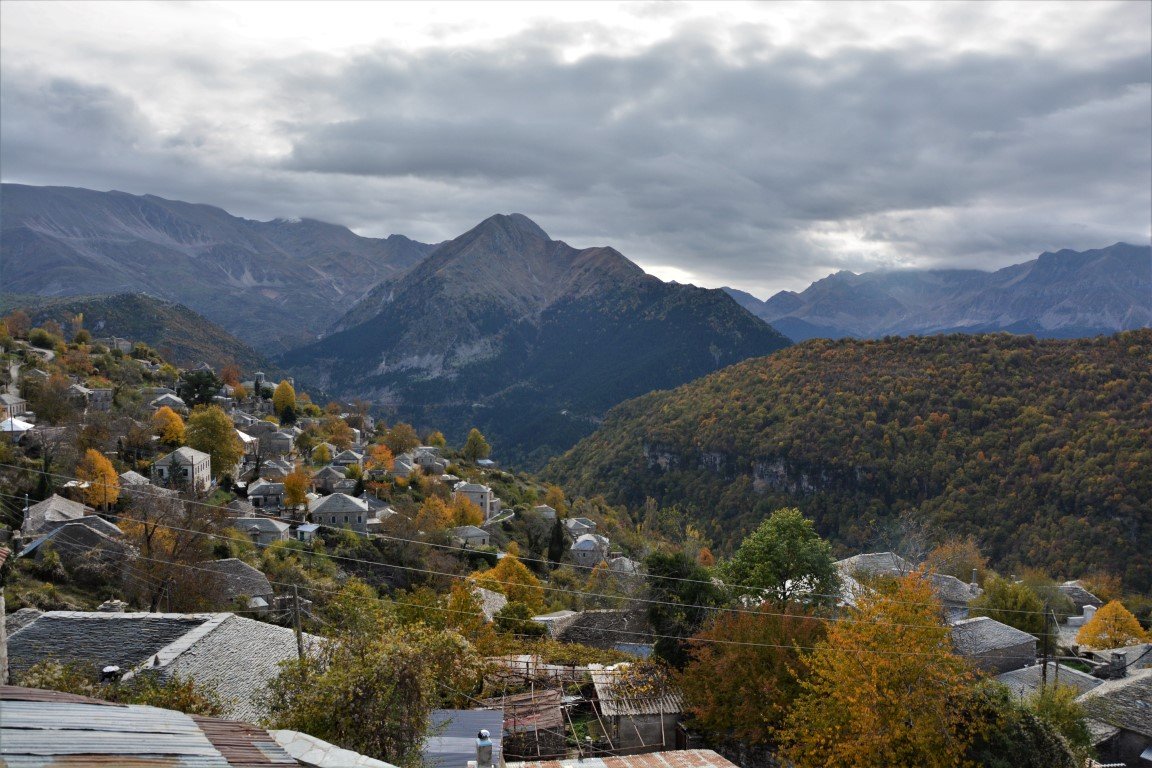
[725,242,1152,341]
[280,213,792,465]
[0,184,435,351]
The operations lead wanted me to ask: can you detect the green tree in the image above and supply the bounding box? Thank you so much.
[266,581,480,765]
[17,660,223,716]
[546,516,566,566]
[645,550,726,668]
[717,508,839,607]
[186,405,244,479]
[424,430,447,448]
[970,576,1047,635]
[965,682,1082,768]
[461,428,491,462]
[177,369,222,407]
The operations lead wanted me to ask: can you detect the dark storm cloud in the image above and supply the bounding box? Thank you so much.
[2,7,1149,296]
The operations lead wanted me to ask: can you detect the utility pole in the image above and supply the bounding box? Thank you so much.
[1051,608,1061,688]
[1041,600,1050,691]
[293,585,305,666]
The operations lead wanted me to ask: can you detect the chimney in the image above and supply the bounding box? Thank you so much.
[97,599,127,613]
[1111,652,1127,678]
[1083,604,1097,623]
[970,569,979,589]
[100,665,122,684]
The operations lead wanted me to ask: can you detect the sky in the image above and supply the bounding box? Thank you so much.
[1,1,1149,298]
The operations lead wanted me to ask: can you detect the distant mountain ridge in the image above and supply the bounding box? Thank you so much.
[726,242,1152,341]
[0,184,436,351]
[281,213,792,466]
[1,292,272,372]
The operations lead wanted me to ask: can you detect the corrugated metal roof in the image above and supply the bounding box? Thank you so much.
[480,689,564,732]
[193,716,298,766]
[508,748,737,768]
[590,665,684,717]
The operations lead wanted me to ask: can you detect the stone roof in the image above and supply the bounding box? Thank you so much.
[1058,581,1103,610]
[21,494,91,536]
[7,611,213,679]
[23,520,129,561]
[473,586,508,622]
[454,481,491,493]
[200,559,274,600]
[273,729,397,767]
[554,609,652,650]
[7,611,320,724]
[5,608,44,635]
[309,492,369,516]
[995,662,1104,700]
[572,533,608,551]
[249,479,285,495]
[119,469,151,485]
[233,517,291,535]
[1076,668,1152,738]
[0,393,26,405]
[227,498,258,517]
[450,525,488,539]
[929,573,981,605]
[836,552,914,578]
[312,465,346,481]
[156,446,211,466]
[950,616,1037,655]
[163,615,319,724]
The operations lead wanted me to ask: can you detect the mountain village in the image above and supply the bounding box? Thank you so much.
[0,317,1149,768]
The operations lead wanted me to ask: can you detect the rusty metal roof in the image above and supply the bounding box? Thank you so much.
[480,688,564,732]
[0,686,299,767]
[589,665,684,717]
[507,748,738,768]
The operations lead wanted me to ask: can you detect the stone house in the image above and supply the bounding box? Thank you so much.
[1,392,28,419]
[1077,668,1152,766]
[331,449,364,469]
[21,494,92,537]
[311,464,347,493]
[571,533,610,567]
[232,517,291,547]
[149,393,188,413]
[949,616,1037,674]
[532,504,557,520]
[200,558,275,607]
[153,446,213,492]
[448,525,490,548]
[453,481,501,520]
[247,478,285,510]
[563,517,596,537]
[309,492,374,534]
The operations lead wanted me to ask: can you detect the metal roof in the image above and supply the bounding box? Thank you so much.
[508,749,738,768]
[424,709,505,768]
[590,664,684,717]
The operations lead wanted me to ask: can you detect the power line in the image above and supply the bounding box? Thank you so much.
[0,462,1055,618]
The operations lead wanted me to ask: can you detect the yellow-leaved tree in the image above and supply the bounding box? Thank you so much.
[77,448,119,511]
[414,496,452,532]
[152,406,185,446]
[473,552,544,613]
[283,464,310,510]
[449,495,483,527]
[186,405,243,480]
[778,570,978,768]
[1076,600,1149,649]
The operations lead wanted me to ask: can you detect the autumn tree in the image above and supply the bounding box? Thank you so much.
[273,380,296,418]
[284,464,310,509]
[119,493,225,611]
[27,373,77,425]
[778,571,978,768]
[76,449,119,511]
[424,430,447,448]
[717,508,839,608]
[219,364,241,387]
[1076,600,1149,649]
[461,428,491,461]
[266,581,481,765]
[322,415,355,451]
[152,405,185,446]
[186,405,243,479]
[365,443,394,473]
[679,605,826,744]
[383,422,420,455]
[313,443,332,465]
[414,496,452,532]
[449,495,483,528]
[925,535,989,585]
[473,553,545,612]
[543,484,567,517]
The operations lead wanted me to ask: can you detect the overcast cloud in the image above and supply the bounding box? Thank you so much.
[1,1,1149,297]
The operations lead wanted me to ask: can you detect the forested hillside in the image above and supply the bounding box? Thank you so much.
[548,331,1152,590]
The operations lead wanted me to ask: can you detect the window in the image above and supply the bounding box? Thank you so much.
[331,516,336,523]
[357,515,362,524]
[344,515,349,523]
